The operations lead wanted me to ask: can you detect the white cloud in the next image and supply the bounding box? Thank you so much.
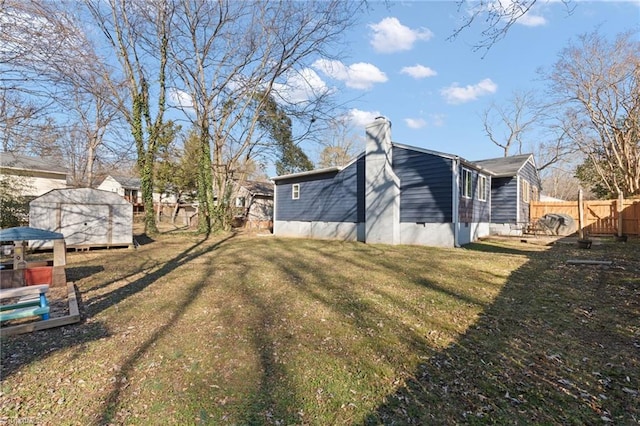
[348,109,382,127]
[491,0,547,27]
[400,64,437,79]
[313,59,387,90]
[272,68,330,104]
[403,114,445,129]
[440,78,498,104]
[517,11,547,27]
[404,118,427,129]
[169,88,194,111]
[369,17,433,53]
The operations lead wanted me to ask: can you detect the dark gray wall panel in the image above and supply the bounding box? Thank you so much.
[275,161,360,222]
[392,147,453,223]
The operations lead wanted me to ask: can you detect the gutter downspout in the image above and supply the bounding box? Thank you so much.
[516,176,521,224]
[452,158,460,248]
[271,181,277,235]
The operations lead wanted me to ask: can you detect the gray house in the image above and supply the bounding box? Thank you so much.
[473,154,541,236]
[232,180,274,230]
[272,117,493,247]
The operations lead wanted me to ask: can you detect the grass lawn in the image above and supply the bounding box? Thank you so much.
[1,229,638,425]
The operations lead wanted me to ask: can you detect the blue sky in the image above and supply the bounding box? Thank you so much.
[302,0,639,163]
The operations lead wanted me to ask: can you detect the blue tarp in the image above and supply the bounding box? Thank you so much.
[0,227,64,242]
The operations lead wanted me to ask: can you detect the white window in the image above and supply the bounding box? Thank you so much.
[462,169,472,198]
[522,179,530,203]
[235,197,246,207]
[478,175,487,202]
[292,184,300,200]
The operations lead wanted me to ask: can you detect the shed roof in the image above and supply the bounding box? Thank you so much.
[32,188,132,205]
[473,154,534,177]
[0,152,68,175]
[0,226,64,241]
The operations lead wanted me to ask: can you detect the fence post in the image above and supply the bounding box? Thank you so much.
[578,189,585,239]
[617,192,624,237]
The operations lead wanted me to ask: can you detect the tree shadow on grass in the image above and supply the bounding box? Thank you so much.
[65,265,105,282]
[462,241,545,256]
[96,233,236,423]
[0,321,112,379]
[363,240,640,424]
[0,232,234,390]
[133,233,155,246]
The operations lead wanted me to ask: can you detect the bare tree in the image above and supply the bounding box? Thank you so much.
[317,117,363,168]
[85,0,175,234]
[168,0,364,232]
[1,0,125,190]
[546,30,640,196]
[482,90,543,157]
[540,167,584,201]
[59,86,122,187]
[450,0,575,56]
[0,90,55,153]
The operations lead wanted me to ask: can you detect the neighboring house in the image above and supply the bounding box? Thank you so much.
[0,152,68,197]
[97,175,178,205]
[97,175,143,205]
[232,180,274,230]
[473,154,542,236]
[272,117,493,247]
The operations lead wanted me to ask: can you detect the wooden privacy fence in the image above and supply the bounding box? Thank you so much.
[530,199,640,236]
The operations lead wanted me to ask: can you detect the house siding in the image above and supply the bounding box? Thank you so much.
[275,159,360,223]
[518,160,539,224]
[356,156,365,223]
[491,177,518,223]
[458,166,491,223]
[392,146,454,223]
[0,169,68,197]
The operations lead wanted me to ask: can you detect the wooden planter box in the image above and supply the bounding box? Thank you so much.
[25,266,53,286]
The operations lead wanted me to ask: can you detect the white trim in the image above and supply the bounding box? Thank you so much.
[271,167,340,181]
[522,179,530,203]
[516,176,521,223]
[272,180,278,233]
[453,160,460,247]
[461,168,472,199]
[392,142,459,161]
[291,184,300,200]
[478,174,487,202]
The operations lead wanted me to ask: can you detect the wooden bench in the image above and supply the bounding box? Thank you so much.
[0,284,50,322]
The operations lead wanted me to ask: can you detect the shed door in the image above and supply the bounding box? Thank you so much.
[60,204,110,245]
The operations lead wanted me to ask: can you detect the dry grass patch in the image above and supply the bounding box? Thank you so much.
[1,232,638,425]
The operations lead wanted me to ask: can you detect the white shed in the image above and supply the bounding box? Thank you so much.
[29,188,133,249]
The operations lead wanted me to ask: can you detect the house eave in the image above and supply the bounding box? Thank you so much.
[392,142,459,161]
[271,166,341,182]
[392,142,494,176]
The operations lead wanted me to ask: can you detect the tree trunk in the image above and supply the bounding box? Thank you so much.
[197,123,214,234]
[139,151,158,235]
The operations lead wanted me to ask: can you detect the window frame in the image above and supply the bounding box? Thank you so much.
[478,175,487,202]
[521,179,530,203]
[461,168,472,199]
[292,183,300,200]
